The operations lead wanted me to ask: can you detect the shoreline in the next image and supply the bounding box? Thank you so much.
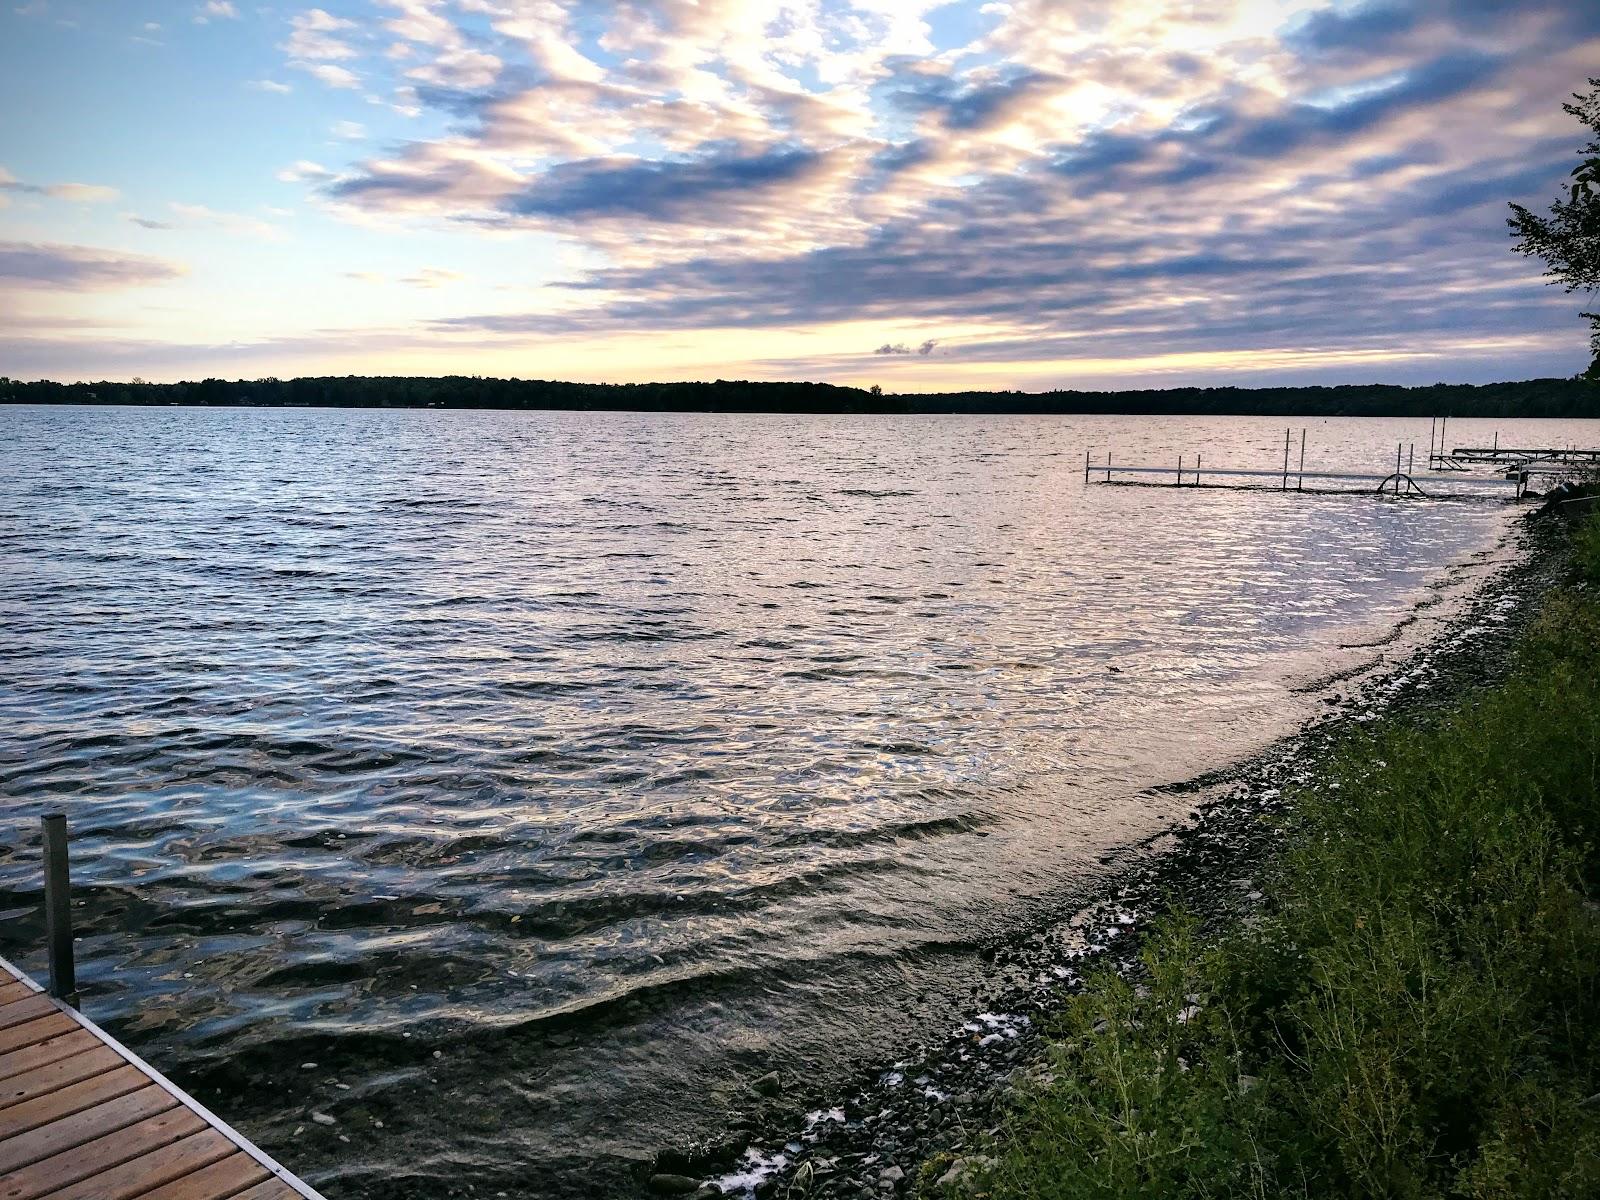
[669,510,1572,1200]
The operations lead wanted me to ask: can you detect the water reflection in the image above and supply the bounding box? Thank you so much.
[1,407,1592,1197]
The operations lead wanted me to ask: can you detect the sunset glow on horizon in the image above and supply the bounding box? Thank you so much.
[3,0,1599,389]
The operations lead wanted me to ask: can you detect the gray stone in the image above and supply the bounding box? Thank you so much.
[936,1156,995,1191]
[753,1071,782,1098]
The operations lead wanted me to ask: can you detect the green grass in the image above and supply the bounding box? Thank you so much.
[967,515,1600,1200]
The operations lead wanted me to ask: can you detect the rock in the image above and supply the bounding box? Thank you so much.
[878,1166,904,1185]
[935,1157,994,1190]
[753,1071,782,1098]
[648,1174,702,1196]
[310,1112,336,1126]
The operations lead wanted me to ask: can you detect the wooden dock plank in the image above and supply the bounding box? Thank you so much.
[0,999,54,1035]
[0,1030,99,1084]
[232,1180,303,1200]
[0,1045,123,1111]
[0,956,323,1200]
[0,1106,207,1200]
[0,1015,74,1059]
[133,1152,271,1200]
[0,1064,149,1137]
[34,1128,237,1200]
[0,1085,177,1174]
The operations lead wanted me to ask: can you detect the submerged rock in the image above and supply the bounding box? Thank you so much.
[753,1071,782,1098]
[648,1173,703,1195]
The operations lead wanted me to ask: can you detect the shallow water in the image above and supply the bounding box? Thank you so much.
[1,406,1594,1196]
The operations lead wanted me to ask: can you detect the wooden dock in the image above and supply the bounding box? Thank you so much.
[0,954,324,1200]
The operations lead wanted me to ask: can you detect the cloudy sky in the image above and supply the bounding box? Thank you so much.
[2,0,1597,389]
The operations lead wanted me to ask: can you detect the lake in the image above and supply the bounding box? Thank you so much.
[1,406,1593,1197]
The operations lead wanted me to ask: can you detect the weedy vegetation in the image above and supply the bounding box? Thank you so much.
[970,513,1600,1200]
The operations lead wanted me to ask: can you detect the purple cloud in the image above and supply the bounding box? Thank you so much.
[0,241,185,289]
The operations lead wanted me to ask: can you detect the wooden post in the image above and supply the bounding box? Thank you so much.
[1395,443,1403,495]
[1084,449,1091,484]
[1298,429,1306,491]
[1195,454,1201,486]
[1177,455,1182,486]
[42,813,78,1008]
[1282,428,1290,490]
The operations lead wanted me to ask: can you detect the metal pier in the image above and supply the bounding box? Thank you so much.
[1086,429,1526,498]
[1426,416,1600,473]
[1085,463,1495,493]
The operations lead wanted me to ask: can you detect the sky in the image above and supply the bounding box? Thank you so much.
[1,0,1598,390]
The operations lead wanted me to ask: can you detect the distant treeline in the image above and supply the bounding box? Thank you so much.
[2,374,1598,418]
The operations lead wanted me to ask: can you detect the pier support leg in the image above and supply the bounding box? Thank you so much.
[42,813,78,1008]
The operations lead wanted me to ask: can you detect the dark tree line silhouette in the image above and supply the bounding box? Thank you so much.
[1,374,1596,417]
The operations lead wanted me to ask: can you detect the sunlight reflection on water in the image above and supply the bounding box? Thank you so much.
[1,406,1593,1197]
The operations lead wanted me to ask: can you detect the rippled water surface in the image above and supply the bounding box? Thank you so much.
[2,406,1594,1196]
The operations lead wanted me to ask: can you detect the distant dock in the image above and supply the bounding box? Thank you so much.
[1424,416,1600,475]
[0,816,325,1200]
[1086,427,1557,498]
[1433,446,1600,471]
